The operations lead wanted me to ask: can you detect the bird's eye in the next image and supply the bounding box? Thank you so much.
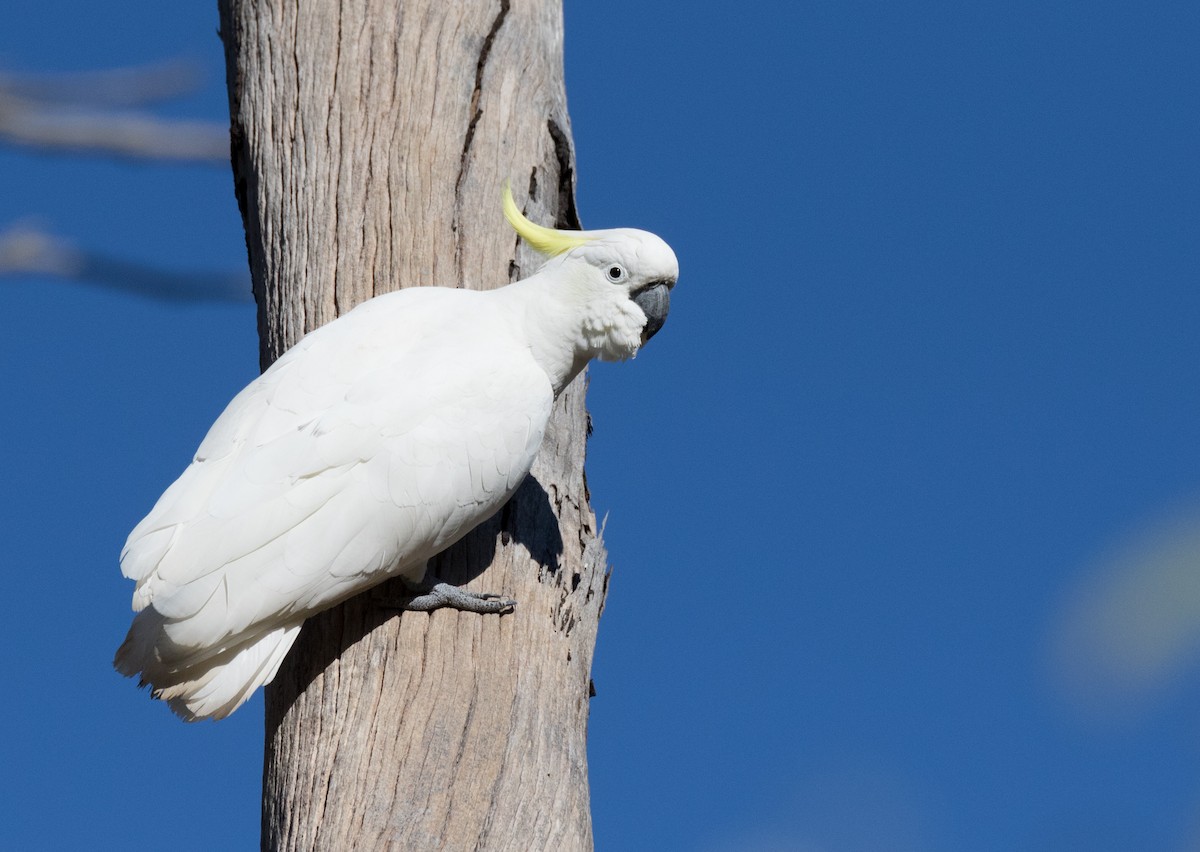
[606,265,625,282]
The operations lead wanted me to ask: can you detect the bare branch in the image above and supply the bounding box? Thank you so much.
[0,93,228,162]
[0,61,228,163]
[0,223,250,302]
[0,222,83,276]
[0,59,208,108]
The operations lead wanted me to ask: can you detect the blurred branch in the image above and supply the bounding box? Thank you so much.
[0,222,251,302]
[0,59,208,108]
[0,60,228,163]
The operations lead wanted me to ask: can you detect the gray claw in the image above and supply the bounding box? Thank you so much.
[401,582,516,615]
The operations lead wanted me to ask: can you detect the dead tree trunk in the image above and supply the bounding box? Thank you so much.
[216,1,607,848]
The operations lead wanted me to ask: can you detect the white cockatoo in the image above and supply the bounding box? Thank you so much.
[114,186,678,721]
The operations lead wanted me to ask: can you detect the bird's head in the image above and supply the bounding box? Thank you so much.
[503,184,678,362]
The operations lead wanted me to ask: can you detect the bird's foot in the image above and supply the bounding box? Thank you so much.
[388,580,516,615]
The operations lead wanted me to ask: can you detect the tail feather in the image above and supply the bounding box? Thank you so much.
[115,609,302,721]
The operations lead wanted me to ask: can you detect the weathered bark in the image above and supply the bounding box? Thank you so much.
[216,1,607,848]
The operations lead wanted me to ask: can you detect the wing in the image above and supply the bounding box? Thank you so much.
[121,288,552,655]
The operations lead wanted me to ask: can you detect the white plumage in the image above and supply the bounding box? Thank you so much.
[115,190,678,720]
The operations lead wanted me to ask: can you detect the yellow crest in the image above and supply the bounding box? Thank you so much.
[502,182,591,256]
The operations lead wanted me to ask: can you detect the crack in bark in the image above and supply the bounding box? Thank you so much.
[439,654,481,840]
[329,13,344,317]
[547,118,580,229]
[452,0,511,282]
[474,653,521,851]
[217,9,268,367]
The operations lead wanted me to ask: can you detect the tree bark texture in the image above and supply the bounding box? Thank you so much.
[216,1,607,848]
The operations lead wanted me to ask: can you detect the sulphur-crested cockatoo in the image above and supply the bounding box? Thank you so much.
[114,186,678,721]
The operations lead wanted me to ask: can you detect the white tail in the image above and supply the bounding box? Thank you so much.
[115,612,302,722]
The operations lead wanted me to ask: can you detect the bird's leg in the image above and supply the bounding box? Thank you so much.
[383,575,517,615]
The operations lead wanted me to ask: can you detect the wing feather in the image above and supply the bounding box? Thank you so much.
[120,287,552,668]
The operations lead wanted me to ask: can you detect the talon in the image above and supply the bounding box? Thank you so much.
[391,580,516,615]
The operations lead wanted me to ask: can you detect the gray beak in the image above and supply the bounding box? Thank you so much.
[633,282,671,343]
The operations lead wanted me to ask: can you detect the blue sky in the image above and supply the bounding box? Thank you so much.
[2,1,1198,849]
